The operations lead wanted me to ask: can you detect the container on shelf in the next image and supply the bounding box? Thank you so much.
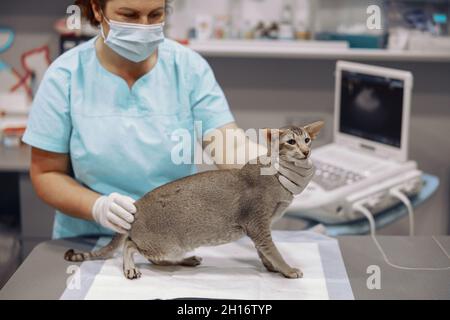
[315,32,388,49]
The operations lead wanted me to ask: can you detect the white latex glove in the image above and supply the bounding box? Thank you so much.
[92,193,137,234]
[276,158,315,195]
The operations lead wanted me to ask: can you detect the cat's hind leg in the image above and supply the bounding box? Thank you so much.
[179,256,203,267]
[123,238,142,280]
[143,248,203,267]
[147,256,203,267]
[64,234,126,262]
[135,240,203,268]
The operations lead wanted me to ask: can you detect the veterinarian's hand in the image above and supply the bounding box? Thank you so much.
[92,193,137,234]
[276,158,315,195]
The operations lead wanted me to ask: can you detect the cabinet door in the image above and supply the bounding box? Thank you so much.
[19,173,54,241]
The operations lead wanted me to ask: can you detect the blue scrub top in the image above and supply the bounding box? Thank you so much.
[22,37,235,239]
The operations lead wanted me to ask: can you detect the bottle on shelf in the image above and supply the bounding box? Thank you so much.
[254,21,266,39]
[294,0,312,40]
[279,0,295,40]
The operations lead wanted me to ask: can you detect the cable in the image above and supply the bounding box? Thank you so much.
[389,188,415,236]
[353,202,450,271]
[434,236,450,260]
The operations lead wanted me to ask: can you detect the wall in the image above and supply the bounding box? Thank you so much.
[0,0,71,69]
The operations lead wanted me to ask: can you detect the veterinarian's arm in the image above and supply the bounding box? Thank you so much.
[30,147,136,233]
[29,147,100,221]
[202,122,268,170]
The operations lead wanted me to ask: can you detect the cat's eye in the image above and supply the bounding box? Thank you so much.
[305,138,311,144]
[287,139,296,145]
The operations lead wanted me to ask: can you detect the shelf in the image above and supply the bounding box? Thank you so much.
[187,40,450,62]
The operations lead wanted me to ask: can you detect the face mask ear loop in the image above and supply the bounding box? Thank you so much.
[99,8,110,41]
[100,24,107,41]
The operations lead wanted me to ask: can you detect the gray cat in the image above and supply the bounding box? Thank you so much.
[65,122,324,279]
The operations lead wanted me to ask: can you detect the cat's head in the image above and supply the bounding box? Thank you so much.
[266,121,324,161]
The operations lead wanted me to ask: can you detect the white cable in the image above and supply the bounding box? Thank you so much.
[389,188,415,236]
[353,202,450,271]
[433,236,450,260]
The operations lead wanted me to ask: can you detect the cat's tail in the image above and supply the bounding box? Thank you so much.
[64,233,127,262]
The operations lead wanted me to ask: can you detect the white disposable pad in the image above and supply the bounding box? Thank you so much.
[61,231,353,300]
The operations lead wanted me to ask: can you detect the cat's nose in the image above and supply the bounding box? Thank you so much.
[304,150,310,157]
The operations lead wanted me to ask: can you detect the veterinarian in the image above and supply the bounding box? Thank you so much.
[22,0,314,239]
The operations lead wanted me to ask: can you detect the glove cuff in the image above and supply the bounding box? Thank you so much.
[92,195,106,223]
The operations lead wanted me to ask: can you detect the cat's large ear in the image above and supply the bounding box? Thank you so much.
[304,121,325,140]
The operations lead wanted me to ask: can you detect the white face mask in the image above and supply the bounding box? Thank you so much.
[100,15,165,63]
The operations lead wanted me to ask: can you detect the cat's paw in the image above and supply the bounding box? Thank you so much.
[282,267,303,279]
[64,249,85,262]
[181,256,203,267]
[124,267,142,280]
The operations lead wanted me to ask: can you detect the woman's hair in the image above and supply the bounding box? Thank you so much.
[75,0,173,27]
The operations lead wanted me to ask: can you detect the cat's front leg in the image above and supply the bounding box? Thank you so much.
[247,226,303,279]
[257,250,277,273]
[258,239,303,279]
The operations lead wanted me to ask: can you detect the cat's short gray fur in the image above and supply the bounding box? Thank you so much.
[65,121,324,279]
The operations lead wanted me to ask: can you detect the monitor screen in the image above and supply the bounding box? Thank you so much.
[339,70,404,148]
